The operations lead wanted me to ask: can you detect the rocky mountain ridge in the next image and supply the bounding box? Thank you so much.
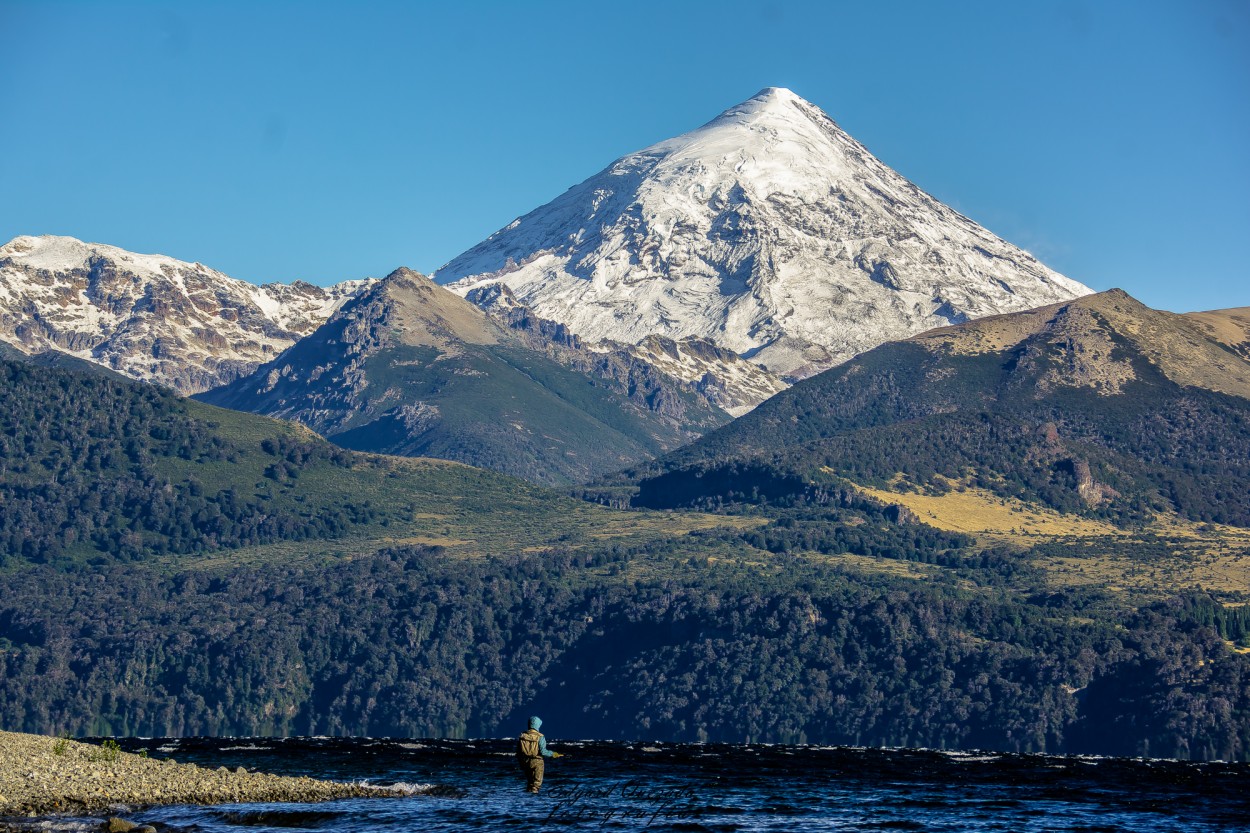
[0,235,371,393]
[911,290,1250,401]
[198,268,730,485]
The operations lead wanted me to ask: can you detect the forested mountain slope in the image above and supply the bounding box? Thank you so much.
[0,352,672,567]
[623,290,1250,527]
[3,544,1248,760]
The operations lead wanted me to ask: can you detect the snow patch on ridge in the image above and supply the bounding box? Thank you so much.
[0,235,373,393]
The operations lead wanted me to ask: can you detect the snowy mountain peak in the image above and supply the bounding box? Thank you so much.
[0,234,372,392]
[617,86,857,195]
[753,85,799,100]
[3,234,204,282]
[438,88,1092,383]
[710,86,805,117]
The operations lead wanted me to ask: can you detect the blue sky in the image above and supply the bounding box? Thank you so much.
[2,0,1246,312]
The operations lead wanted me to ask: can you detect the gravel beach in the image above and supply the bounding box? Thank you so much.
[0,730,402,818]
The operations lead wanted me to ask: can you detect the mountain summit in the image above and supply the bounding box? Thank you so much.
[438,87,1092,379]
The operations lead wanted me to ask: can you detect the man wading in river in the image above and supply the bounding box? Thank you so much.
[517,715,562,793]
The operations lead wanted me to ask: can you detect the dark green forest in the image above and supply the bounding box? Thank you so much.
[0,359,391,565]
[2,545,1247,760]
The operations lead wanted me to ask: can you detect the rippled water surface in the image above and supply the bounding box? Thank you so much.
[94,737,1250,832]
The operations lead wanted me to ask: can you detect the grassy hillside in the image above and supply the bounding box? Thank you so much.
[324,342,694,483]
[852,480,1250,599]
[1183,306,1250,364]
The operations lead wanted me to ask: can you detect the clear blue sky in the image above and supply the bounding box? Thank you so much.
[2,0,1246,312]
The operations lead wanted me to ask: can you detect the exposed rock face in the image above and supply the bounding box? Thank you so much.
[1067,458,1119,506]
[438,87,1092,397]
[215,267,512,437]
[620,336,790,417]
[883,503,919,525]
[0,235,371,393]
[467,282,786,416]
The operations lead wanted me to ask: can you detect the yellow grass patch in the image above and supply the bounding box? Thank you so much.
[1032,548,1250,597]
[854,483,1123,537]
[159,502,762,572]
[804,550,939,581]
[849,479,1250,599]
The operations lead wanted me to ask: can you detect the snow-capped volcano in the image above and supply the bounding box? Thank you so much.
[438,87,1092,379]
[0,235,371,393]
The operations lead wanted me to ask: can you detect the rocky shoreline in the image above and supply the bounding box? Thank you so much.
[0,731,404,823]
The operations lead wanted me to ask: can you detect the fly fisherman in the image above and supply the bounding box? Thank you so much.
[516,715,562,793]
